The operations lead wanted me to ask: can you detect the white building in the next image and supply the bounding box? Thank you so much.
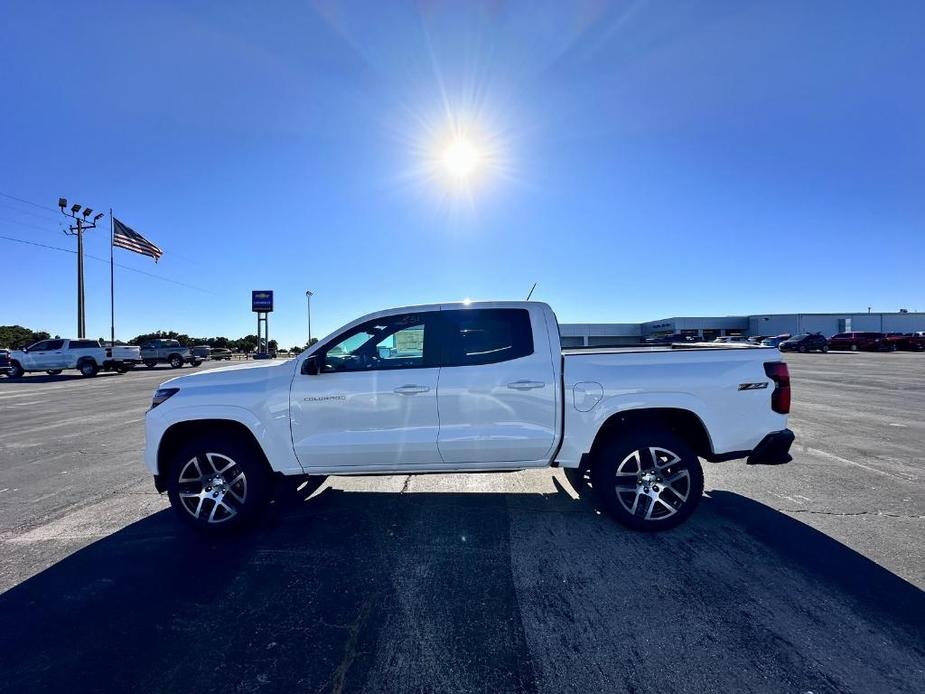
[560,311,925,347]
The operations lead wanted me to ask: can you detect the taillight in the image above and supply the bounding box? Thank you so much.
[764,361,791,414]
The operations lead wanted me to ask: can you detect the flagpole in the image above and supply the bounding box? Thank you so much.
[110,209,115,346]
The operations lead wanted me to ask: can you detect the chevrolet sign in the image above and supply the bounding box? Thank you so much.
[252,290,274,313]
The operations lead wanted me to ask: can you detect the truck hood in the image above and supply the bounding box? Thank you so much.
[159,359,295,389]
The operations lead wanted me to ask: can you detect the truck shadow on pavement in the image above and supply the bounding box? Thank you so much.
[1,483,923,694]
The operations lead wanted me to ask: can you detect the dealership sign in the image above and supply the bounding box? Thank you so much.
[252,290,274,313]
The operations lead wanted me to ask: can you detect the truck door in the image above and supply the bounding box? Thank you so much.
[290,311,443,469]
[43,339,66,369]
[436,307,558,465]
[22,340,51,370]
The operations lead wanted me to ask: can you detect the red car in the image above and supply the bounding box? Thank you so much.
[827,332,889,351]
[884,333,925,352]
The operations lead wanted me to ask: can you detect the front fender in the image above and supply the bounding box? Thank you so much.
[144,403,303,476]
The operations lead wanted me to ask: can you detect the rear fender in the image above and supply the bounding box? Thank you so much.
[557,391,714,468]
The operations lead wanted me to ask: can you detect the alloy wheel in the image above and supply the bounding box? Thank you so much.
[176,452,248,524]
[611,447,691,521]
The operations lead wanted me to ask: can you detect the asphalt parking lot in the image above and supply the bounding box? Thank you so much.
[1,353,923,693]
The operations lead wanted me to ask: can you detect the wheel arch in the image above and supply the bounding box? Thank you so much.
[156,419,272,480]
[588,407,714,461]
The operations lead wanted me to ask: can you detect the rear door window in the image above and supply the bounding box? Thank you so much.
[440,309,534,367]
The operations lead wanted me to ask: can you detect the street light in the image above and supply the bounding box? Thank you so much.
[60,197,103,338]
[305,290,313,346]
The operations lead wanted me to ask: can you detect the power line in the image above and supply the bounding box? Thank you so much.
[0,191,61,214]
[0,233,215,294]
[0,202,64,225]
[0,214,66,236]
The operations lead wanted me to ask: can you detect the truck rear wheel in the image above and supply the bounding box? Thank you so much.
[591,428,704,532]
[166,435,270,534]
[169,355,183,368]
[144,360,157,368]
[7,361,24,378]
[79,360,99,378]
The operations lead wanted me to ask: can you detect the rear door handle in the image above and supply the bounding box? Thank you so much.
[507,380,546,390]
[393,384,430,395]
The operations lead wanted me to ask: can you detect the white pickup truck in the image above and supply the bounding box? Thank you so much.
[6,339,141,378]
[144,301,793,534]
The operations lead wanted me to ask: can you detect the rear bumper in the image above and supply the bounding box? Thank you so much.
[746,429,795,465]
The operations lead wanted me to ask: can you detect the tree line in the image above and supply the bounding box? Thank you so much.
[1,325,317,354]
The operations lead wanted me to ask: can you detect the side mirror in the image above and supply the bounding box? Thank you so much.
[301,355,320,376]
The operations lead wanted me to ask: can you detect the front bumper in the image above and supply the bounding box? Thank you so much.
[747,429,795,465]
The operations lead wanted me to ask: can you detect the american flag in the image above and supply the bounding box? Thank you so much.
[113,217,163,262]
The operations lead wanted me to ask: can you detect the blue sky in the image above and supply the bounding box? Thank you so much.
[1,1,922,348]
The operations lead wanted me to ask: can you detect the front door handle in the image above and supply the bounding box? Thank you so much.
[507,380,546,390]
[393,384,430,395]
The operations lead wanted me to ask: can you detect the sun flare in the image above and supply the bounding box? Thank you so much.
[441,138,482,180]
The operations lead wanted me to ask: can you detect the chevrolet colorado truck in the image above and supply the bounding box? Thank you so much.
[144,301,793,534]
[6,339,140,377]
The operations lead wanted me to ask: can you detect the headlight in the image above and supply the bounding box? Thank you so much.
[151,387,179,409]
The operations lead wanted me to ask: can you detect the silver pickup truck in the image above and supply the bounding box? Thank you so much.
[140,339,201,369]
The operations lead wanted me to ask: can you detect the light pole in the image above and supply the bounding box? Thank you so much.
[305,290,313,346]
[59,198,104,338]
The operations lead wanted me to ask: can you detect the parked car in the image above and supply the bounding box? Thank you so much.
[779,333,829,353]
[209,347,233,361]
[140,339,200,369]
[252,351,274,360]
[644,334,698,344]
[191,345,212,360]
[884,333,925,352]
[712,336,748,344]
[5,339,139,378]
[0,348,10,375]
[760,335,789,348]
[827,331,888,352]
[144,300,793,535]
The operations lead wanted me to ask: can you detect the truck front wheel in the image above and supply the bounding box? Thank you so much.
[169,355,183,368]
[166,435,270,534]
[591,428,704,532]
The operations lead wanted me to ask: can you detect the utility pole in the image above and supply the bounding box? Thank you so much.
[306,290,314,345]
[60,198,104,338]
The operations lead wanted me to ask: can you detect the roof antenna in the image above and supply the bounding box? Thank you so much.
[525,282,537,301]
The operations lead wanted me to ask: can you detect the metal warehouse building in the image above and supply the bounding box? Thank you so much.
[560,311,925,348]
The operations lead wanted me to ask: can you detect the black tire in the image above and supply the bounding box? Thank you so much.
[169,354,183,368]
[124,362,136,371]
[821,345,829,353]
[116,364,129,374]
[7,361,24,378]
[46,369,63,375]
[850,344,858,352]
[798,345,807,353]
[166,434,271,534]
[590,428,704,532]
[78,360,99,378]
[189,360,201,368]
[144,360,157,368]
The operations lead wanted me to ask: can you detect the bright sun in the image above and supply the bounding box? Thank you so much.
[441,137,482,180]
